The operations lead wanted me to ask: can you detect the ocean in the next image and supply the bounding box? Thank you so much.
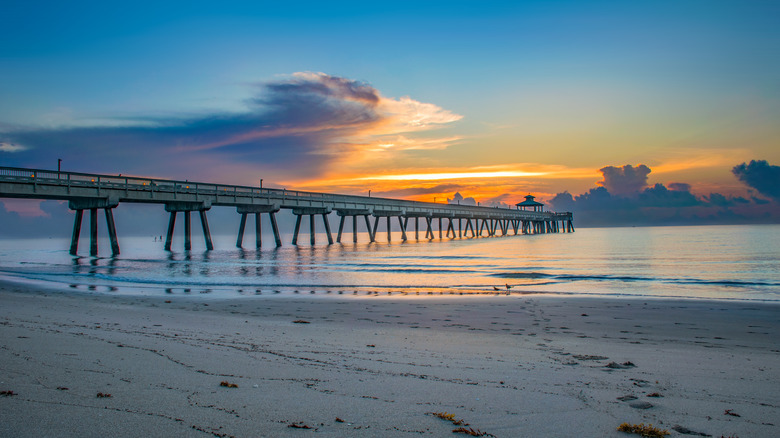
[0,224,778,302]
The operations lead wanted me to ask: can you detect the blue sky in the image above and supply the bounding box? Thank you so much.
[2,0,779,225]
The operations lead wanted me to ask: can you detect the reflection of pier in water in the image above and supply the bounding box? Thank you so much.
[1,166,574,256]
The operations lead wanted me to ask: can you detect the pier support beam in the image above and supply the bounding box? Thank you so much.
[68,197,120,257]
[372,216,381,240]
[372,210,405,243]
[402,213,430,241]
[291,207,332,246]
[164,201,212,251]
[70,209,83,255]
[386,216,391,241]
[463,218,474,237]
[235,204,283,248]
[478,219,486,236]
[236,205,281,248]
[200,211,214,250]
[334,210,371,244]
[397,216,407,241]
[165,211,176,251]
[255,213,262,248]
[364,215,375,242]
[270,212,282,246]
[292,215,302,245]
[184,211,192,250]
[310,214,316,245]
[429,213,455,239]
[322,213,333,244]
[237,214,247,247]
[90,208,98,256]
[105,208,120,255]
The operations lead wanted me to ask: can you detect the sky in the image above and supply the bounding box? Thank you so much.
[2,0,779,229]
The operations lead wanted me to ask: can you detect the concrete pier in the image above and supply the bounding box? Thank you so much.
[0,166,575,253]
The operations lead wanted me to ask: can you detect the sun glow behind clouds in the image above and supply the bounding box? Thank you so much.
[345,164,599,183]
[292,164,601,204]
[359,170,548,181]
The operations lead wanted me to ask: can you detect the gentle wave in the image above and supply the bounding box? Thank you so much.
[492,272,780,287]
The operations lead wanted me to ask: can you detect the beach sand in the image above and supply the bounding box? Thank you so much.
[1,281,778,437]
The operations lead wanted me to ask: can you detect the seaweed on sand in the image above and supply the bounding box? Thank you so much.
[452,427,495,437]
[617,422,669,437]
[288,422,312,429]
[429,412,466,425]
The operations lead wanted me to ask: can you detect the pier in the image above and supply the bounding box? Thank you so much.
[0,166,574,256]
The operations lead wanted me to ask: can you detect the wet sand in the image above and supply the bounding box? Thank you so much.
[1,281,778,437]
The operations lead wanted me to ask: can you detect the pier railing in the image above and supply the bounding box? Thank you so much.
[0,166,570,220]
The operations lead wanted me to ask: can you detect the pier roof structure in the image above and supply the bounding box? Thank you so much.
[516,194,545,212]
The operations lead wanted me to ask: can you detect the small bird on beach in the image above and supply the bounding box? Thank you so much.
[493,286,500,291]
[505,284,512,290]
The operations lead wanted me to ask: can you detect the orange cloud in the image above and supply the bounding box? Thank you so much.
[651,148,752,174]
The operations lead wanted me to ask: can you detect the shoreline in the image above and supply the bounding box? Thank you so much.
[3,273,780,305]
[1,281,778,437]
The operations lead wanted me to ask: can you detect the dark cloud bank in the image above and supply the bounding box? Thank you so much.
[548,161,780,227]
[0,73,387,183]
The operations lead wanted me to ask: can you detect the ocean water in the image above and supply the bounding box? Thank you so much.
[0,224,778,302]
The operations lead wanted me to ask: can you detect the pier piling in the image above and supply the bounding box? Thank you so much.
[105,208,120,255]
[184,211,192,250]
[70,209,83,255]
[165,212,176,251]
[200,210,214,251]
[90,208,98,256]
